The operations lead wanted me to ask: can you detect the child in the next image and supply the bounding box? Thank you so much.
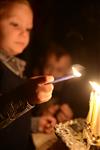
[0,0,54,149]
[31,43,73,134]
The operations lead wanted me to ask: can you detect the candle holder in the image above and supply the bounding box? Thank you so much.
[55,118,100,150]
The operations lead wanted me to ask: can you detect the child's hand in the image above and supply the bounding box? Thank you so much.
[42,104,60,116]
[56,103,73,123]
[27,75,54,105]
[38,115,56,133]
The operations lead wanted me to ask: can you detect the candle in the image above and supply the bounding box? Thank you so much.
[47,64,82,84]
[87,81,100,145]
[49,75,75,84]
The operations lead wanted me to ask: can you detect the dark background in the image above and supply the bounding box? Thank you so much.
[20,0,100,81]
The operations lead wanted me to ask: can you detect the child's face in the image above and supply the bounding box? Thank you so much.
[0,3,33,56]
[43,54,72,78]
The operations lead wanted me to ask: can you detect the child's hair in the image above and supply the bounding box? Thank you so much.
[0,0,32,19]
[32,42,72,75]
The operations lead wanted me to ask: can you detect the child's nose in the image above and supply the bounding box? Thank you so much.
[19,29,27,38]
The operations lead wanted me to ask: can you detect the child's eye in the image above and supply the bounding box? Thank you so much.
[10,22,19,27]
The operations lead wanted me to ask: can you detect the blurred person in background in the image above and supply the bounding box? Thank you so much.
[31,43,73,134]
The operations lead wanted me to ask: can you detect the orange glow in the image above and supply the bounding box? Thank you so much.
[87,81,100,136]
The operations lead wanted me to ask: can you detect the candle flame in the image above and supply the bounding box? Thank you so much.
[89,81,100,92]
[72,67,82,77]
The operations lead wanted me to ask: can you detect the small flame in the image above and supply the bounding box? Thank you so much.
[89,81,100,92]
[72,67,82,77]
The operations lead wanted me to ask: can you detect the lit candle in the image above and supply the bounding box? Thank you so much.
[47,64,82,84]
[87,81,100,139]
